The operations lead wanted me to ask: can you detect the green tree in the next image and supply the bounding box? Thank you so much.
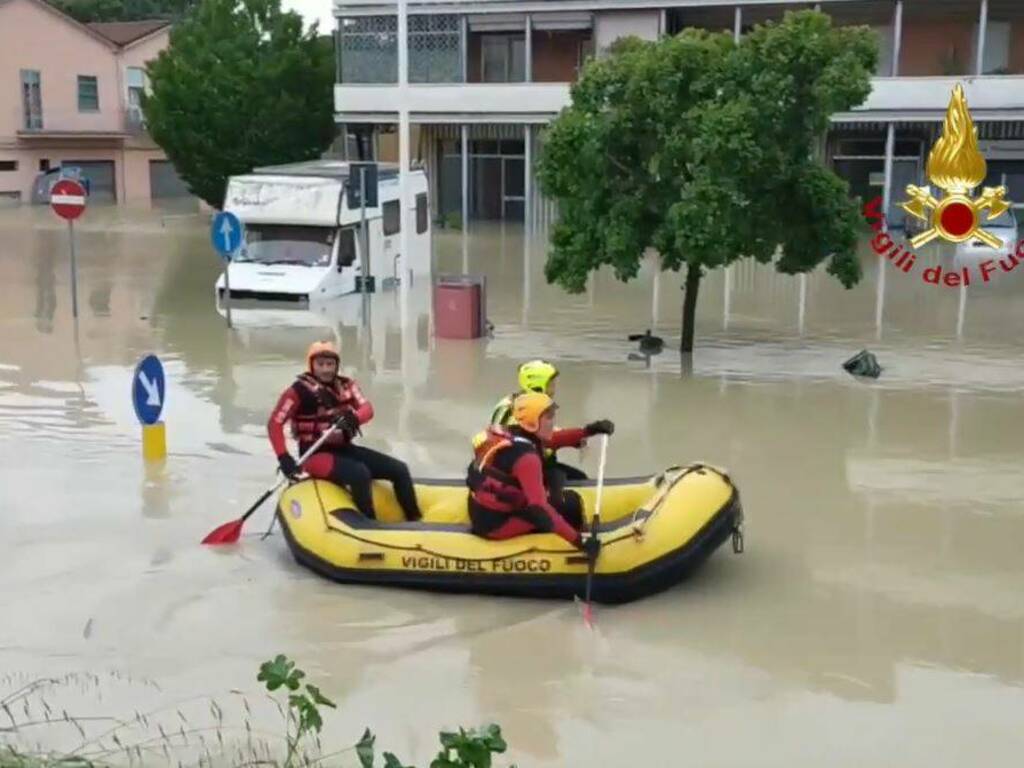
[53,0,197,23]
[537,10,878,352]
[143,0,335,207]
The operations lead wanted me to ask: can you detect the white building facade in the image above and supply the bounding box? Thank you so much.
[332,0,1024,230]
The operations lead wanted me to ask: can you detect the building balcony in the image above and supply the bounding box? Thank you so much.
[336,74,1024,124]
[835,75,1024,122]
[335,81,571,122]
[336,11,593,88]
[14,109,147,141]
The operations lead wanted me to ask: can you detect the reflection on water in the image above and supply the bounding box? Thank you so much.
[0,208,1022,766]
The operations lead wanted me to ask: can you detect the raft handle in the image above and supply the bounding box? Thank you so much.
[359,552,385,562]
[565,555,589,566]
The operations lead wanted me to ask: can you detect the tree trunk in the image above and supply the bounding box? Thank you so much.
[680,263,702,353]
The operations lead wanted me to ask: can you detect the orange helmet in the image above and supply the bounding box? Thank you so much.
[512,392,556,433]
[306,340,340,371]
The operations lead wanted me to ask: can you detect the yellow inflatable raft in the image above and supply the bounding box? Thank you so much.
[275,463,744,604]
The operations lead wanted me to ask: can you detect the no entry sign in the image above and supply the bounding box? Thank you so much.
[50,179,87,221]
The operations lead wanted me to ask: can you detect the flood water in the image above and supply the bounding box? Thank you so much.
[1,204,1023,766]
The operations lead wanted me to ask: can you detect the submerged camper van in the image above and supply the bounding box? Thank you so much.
[215,160,430,307]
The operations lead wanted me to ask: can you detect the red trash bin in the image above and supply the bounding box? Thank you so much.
[434,275,486,339]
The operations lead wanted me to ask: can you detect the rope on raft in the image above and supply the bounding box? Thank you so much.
[307,478,640,564]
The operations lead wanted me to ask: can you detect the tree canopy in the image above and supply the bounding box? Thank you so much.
[53,0,197,23]
[143,0,335,207]
[537,10,878,351]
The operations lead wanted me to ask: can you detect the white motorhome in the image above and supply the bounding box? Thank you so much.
[215,160,431,307]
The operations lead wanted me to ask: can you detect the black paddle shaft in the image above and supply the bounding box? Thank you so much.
[240,487,276,523]
[239,415,349,524]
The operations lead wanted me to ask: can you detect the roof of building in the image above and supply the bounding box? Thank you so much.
[87,19,171,46]
[251,160,405,181]
[0,0,118,49]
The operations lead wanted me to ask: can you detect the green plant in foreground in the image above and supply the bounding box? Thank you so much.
[258,655,336,766]
[259,655,515,768]
[1,659,515,768]
[354,723,513,768]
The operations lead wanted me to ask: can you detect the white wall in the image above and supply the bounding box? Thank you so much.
[594,10,660,56]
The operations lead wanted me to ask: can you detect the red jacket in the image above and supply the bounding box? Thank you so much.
[470,427,582,545]
[268,373,373,455]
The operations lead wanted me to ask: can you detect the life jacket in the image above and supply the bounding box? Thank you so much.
[290,372,356,447]
[466,425,541,511]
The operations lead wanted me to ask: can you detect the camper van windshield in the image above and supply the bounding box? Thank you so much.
[238,225,334,267]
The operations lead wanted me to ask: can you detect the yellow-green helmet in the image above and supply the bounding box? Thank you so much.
[517,359,558,393]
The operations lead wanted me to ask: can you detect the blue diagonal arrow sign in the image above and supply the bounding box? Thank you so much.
[211,211,243,260]
[132,354,165,425]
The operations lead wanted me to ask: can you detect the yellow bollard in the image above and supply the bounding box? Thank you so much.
[142,421,167,462]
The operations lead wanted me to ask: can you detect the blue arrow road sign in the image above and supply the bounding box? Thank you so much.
[132,354,165,425]
[211,211,243,259]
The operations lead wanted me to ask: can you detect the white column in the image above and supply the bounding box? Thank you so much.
[723,265,732,330]
[733,6,742,43]
[882,122,895,231]
[797,273,807,335]
[525,14,532,82]
[460,15,468,82]
[956,282,967,338]
[461,123,469,274]
[891,0,903,76]
[660,9,667,37]
[876,122,895,339]
[976,0,989,75]
[461,124,469,227]
[398,0,410,304]
[524,124,532,232]
[522,228,532,322]
[651,258,660,327]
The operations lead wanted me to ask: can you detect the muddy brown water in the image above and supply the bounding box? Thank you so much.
[1,205,1023,766]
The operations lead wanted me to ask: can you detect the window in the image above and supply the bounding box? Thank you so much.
[409,14,462,83]
[78,76,99,112]
[416,193,428,233]
[338,15,398,83]
[20,70,42,130]
[382,200,400,235]
[236,225,335,267]
[481,34,525,82]
[39,159,49,171]
[0,161,17,171]
[338,228,357,266]
[126,67,145,125]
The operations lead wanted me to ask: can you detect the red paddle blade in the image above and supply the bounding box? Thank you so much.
[201,518,244,545]
[582,602,594,629]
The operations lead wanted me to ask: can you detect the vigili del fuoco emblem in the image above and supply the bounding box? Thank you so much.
[900,84,1011,249]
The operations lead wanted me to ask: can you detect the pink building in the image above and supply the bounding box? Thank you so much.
[0,0,191,205]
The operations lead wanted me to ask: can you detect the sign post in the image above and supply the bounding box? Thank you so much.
[133,354,167,462]
[347,162,378,297]
[211,211,244,329]
[50,179,87,319]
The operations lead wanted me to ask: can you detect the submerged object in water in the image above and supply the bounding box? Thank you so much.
[628,329,665,353]
[275,464,744,605]
[843,349,882,379]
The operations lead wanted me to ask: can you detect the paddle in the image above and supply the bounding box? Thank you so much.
[581,433,609,629]
[201,416,348,546]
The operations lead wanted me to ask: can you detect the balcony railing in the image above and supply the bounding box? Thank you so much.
[15,108,148,137]
[337,3,1024,85]
[337,13,593,85]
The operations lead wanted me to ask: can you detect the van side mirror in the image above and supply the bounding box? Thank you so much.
[338,229,356,272]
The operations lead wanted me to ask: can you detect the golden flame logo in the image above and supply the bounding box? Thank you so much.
[900,84,1010,249]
